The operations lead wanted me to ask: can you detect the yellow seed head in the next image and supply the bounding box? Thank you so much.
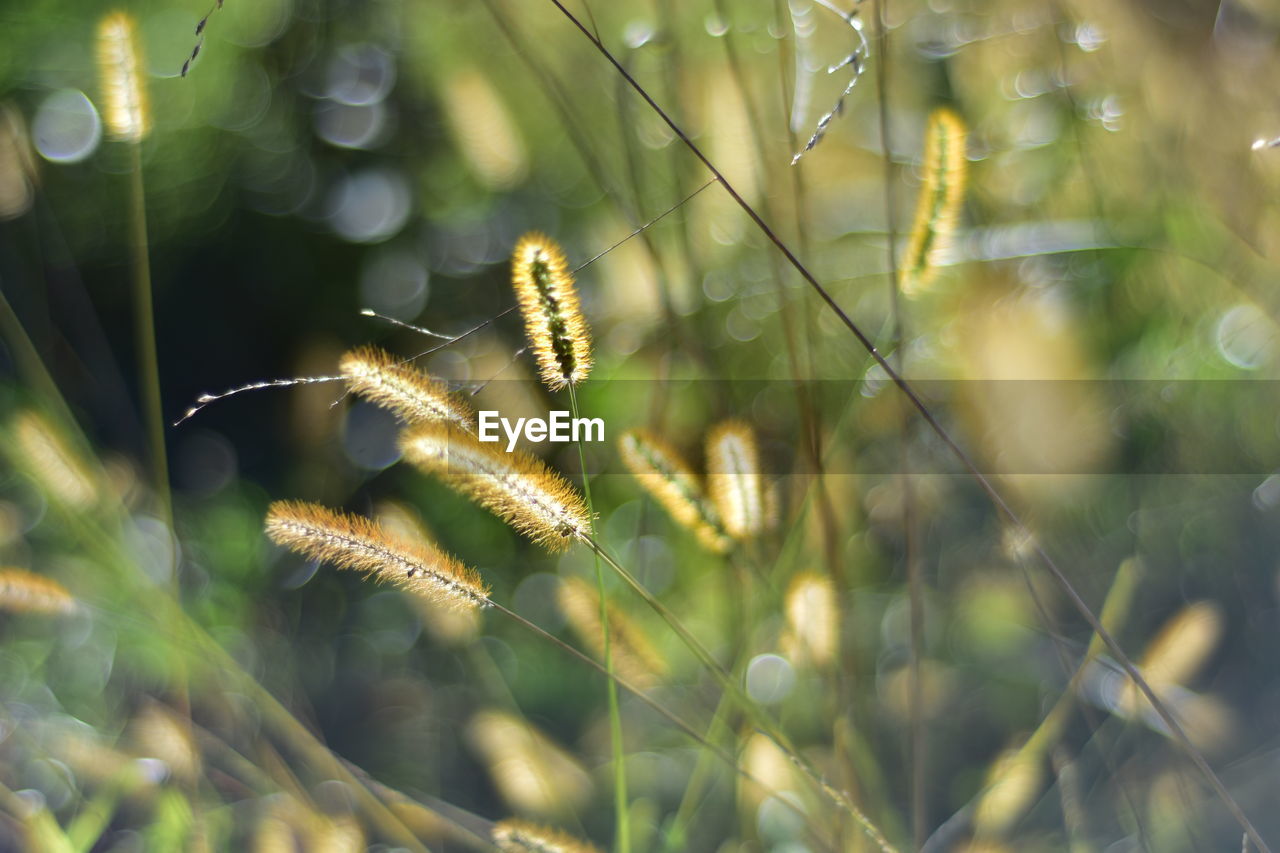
[901,107,967,297]
[557,575,667,688]
[782,571,839,668]
[492,819,602,853]
[705,420,769,540]
[10,411,100,510]
[340,346,475,431]
[130,702,201,788]
[399,424,590,551]
[96,12,151,143]
[511,233,592,390]
[619,429,732,553]
[467,710,593,818]
[265,501,490,611]
[0,568,77,615]
[972,745,1044,839]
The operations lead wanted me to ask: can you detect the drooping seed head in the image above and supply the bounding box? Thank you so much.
[265,501,490,612]
[511,233,592,390]
[557,575,667,688]
[467,710,593,818]
[705,420,769,540]
[619,429,731,553]
[399,424,590,551]
[492,819,603,853]
[8,411,100,511]
[0,568,78,615]
[96,12,151,143]
[901,107,967,297]
[340,346,475,431]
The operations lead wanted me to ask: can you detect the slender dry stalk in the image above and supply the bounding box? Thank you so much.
[0,568,77,614]
[557,575,667,688]
[340,346,475,431]
[705,420,770,540]
[399,424,590,551]
[264,501,490,612]
[901,108,967,297]
[618,429,731,554]
[511,232,592,390]
[492,819,602,853]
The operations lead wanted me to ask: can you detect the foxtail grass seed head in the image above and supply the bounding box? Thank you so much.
[557,575,667,688]
[340,346,475,431]
[0,568,77,615]
[619,429,732,553]
[705,420,770,540]
[9,411,100,510]
[782,571,839,668]
[901,107,967,297]
[96,12,151,143]
[511,233,592,390]
[264,501,490,612]
[130,702,201,788]
[399,424,590,551]
[467,710,593,818]
[492,819,602,853]
[972,746,1044,839]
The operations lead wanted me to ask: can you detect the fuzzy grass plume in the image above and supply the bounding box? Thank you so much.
[618,429,731,554]
[492,819,602,853]
[511,232,592,391]
[705,420,770,540]
[399,424,589,550]
[340,346,475,431]
[96,11,151,143]
[782,571,839,668]
[0,568,77,614]
[557,575,667,688]
[9,411,100,510]
[264,501,490,611]
[467,710,592,818]
[901,107,967,297]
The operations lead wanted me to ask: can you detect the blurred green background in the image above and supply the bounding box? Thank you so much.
[2,0,1280,850]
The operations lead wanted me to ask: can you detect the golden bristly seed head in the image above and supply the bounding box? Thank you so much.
[340,346,475,431]
[10,411,100,510]
[492,819,602,853]
[901,107,967,297]
[705,420,768,540]
[0,568,77,615]
[619,429,732,553]
[783,571,839,668]
[399,423,590,551]
[557,575,667,688]
[467,710,593,818]
[511,232,592,390]
[96,11,151,142]
[264,501,490,612]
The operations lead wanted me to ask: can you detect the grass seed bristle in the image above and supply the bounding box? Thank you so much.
[619,429,732,554]
[9,412,100,510]
[340,346,475,431]
[783,571,839,668]
[399,424,590,551]
[901,107,967,297]
[705,420,769,541]
[492,818,603,853]
[96,12,151,142]
[264,501,490,612]
[0,568,78,615]
[511,232,592,391]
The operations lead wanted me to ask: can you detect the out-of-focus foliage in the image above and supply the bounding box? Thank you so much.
[2,0,1280,850]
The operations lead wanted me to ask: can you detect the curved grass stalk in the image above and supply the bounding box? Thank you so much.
[539,4,1268,848]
